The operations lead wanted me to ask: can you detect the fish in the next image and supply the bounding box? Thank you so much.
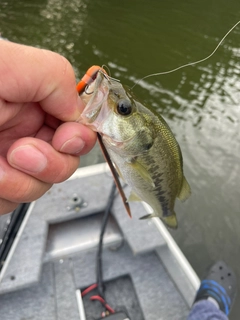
[79,69,191,229]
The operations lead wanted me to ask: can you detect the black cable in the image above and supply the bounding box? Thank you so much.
[0,203,30,271]
[96,181,116,299]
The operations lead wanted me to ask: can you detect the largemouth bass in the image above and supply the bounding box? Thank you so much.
[80,70,191,229]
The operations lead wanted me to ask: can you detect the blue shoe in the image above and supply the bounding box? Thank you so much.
[194,261,237,316]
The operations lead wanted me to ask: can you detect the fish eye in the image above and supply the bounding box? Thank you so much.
[117,99,132,116]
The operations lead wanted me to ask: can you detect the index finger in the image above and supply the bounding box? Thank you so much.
[0,41,83,121]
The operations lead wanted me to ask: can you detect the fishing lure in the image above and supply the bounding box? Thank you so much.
[76,65,107,94]
[77,66,132,218]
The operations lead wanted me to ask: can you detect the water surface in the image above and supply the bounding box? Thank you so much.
[0,1,240,318]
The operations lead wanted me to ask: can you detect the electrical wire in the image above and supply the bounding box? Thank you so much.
[81,181,117,317]
[96,181,117,299]
[81,283,98,297]
[90,295,115,314]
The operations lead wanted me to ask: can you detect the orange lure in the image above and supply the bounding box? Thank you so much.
[76,65,107,94]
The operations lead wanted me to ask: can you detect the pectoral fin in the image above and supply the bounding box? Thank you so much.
[128,161,155,188]
[177,176,191,202]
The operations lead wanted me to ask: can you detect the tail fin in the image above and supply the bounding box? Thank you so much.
[161,212,178,229]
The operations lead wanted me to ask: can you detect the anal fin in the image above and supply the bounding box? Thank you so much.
[140,211,178,229]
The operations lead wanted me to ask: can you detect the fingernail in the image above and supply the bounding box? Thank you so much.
[60,136,85,154]
[9,145,47,173]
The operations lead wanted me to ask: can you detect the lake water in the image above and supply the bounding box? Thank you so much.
[0,1,240,318]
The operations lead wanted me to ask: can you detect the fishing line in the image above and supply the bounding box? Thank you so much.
[131,20,240,90]
[99,68,121,83]
[102,64,111,76]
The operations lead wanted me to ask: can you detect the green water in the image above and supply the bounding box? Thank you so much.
[1,1,240,318]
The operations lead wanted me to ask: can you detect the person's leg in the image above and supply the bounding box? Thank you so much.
[187,300,228,320]
[187,261,237,320]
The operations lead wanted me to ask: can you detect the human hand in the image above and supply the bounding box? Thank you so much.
[0,41,96,214]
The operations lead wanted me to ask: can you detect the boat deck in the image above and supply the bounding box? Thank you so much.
[0,164,199,320]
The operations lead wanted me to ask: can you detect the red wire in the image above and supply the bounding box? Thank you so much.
[81,284,115,314]
[81,283,98,297]
[90,295,115,314]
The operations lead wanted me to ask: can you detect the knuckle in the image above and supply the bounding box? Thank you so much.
[11,178,51,202]
[51,156,79,183]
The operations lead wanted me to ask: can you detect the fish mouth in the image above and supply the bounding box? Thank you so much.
[80,72,110,131]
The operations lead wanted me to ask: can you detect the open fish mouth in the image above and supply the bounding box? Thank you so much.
[80,72,111,131]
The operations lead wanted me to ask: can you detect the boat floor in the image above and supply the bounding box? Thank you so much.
[0,163,199,320]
